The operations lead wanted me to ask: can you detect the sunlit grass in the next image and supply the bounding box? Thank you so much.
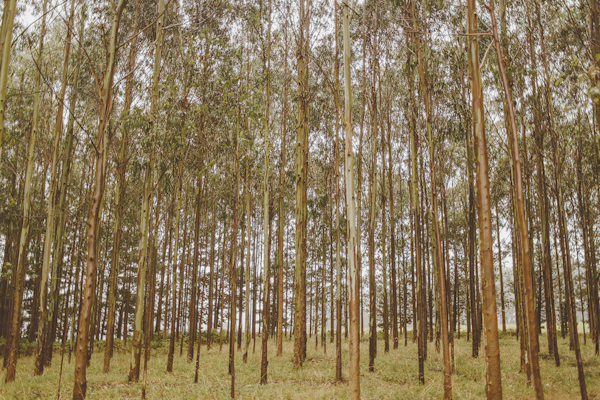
[1,332,599,399]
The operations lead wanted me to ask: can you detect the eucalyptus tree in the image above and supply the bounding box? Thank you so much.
[342,0,360,397]
[367,0,379,373]
[294,0,310,369]
[333,0,343,381]
[414,6,451,397]
[276,4,290,359]
[105,0,140,374]
[0,0,17,161]
[489,0,541,397]
[260,0,272,385]
[35,0,77,374]
[129,0,165,382]
[72,0,129,397]
[467,0,502,397]
[4,0,48,383]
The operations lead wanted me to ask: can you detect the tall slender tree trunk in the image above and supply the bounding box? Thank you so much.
[243,165,252,362]
[523,0,559,365]
[415,10,451,397]
[293,0,310,370]
[406,0,425,384]
[342,3,360,395]
[488,0,542,397]
[72,2,127,397]
[496,203,506,333]
[187,184,204,362]
[104,5,138,373]
[229,121,241,397]
[380,105,389,355]
[276,14,289,359]
[368,1,379,373]
[207,205,217,351]
[356,0,367,343]
[467,1,503,397]
[260,0,272,384]
[167,163,183,372]
[387,112,398,351]
[4,0,47,382]
[333,0,343,381]
[551,124,588,398]
[0,0,17,161]
[35,0,76,373]
[130,0,164,381]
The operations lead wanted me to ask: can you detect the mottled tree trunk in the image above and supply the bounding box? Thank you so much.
[293,0,310,370]
[5,0,47,382]
[489,0,542,397]
[72,3,127,397]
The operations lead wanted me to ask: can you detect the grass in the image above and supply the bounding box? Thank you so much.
[1,333,599,399]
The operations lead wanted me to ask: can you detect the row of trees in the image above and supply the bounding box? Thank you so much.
[0,0,598,399]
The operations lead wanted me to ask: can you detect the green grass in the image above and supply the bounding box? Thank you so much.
[1,333,599,399]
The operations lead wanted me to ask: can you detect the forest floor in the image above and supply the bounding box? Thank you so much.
[1,332,600,399]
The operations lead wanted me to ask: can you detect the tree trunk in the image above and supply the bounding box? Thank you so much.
[276,13,289,359]
[243,164,252,362]
[0,0,17,161]
[129,0,163,381]
[342,3,360,395]
[5,0,48,382]
[35,0,76,373]
[406,0,425,384]
[551,124,588,398]
[104,5,138,372]
[72,3,127,397]
[524,0,559,365]
[488,0,543,397]
[368,1,380,373]
[260,0,272,384]
[293,0,310,370]
[496,203,506,333]
[167,161,183,372]
[416,10,451,396]
[229,121,241,397]
[467,1,503,397]
[387,106,398,351]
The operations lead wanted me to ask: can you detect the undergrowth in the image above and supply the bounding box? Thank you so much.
[0,334,598,399]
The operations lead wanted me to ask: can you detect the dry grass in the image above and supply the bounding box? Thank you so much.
[1,333,599,399]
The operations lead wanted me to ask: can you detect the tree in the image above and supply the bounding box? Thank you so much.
[467,0,503,397]
[105,0,140,373]
[488,0,541,398]
[415,6,452,396]
[4,0,48,382]
[73,1,128,397]
[342,1,360,397]
[0,0,17,161]
[260,0,272,386]
[293,0,310,370]
[129,0,164,382]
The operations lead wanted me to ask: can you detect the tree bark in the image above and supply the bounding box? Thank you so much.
[342,2,360,395]
[415,10,452,396]
[467,1,503,397]
[488,0,542,397]
[333,0,343,381]
[276,12,288,359]
[35,0,76,373]
[72,2,127,397]
[104,4,138,372]
[0,0,17,161]
[5,0,48,382]
[293,0,310,370]
[129,0,163,381]
[260,0,272,384]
